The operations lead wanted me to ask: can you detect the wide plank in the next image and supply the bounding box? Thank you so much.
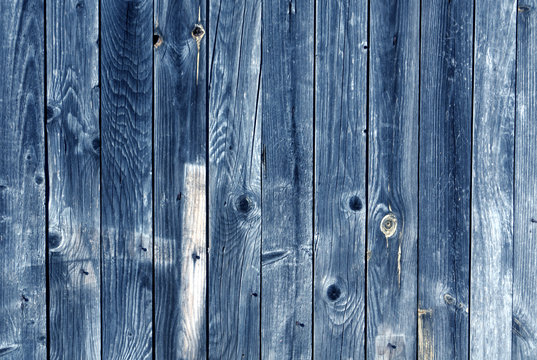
[512,0,536,358]
[101,0,153,358]
[46,0,101,358]
[314,0,367,358]
[0,1,46,359]
[470,0,516,359]
[366,0,420,358]
[208,0,261,358]
[261,0,314,358]
[418,0,473,358]
[154,0,207,358]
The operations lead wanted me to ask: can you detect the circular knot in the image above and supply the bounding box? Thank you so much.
[380,213,397,238]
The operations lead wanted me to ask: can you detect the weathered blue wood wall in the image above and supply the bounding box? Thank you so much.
[0,0,533,359]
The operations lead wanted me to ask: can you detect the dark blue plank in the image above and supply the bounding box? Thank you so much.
[314,0,367,358]
[101,0,153,358]
[208,0,261,358]
[418,0,473,358]
[154,0,207,358]
[46,0,101,358]
[0,1,46,359]
[367,0,420,358]
[261,0,314,358]
[470,0,516,358]
[513,1,537,357]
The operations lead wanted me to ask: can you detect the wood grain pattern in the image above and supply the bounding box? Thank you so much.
[154,0,207,358]
[46,0,101,358]
[101,0,153,358]
[261,0,314,358]
[512,1,536,358]
[367,0,420,358]
[314,0,367,358]
[418,0,473,358]
[470,0,516,359]
[208,0,261,358]
[0,1,46,359]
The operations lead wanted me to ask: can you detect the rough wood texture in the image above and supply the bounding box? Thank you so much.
[513,1,536,358]
[418,0,473,358]
[46,0,101,358]
[0,1,46,359]
[314,0,367,358]
[154,0,207,358]
[261,0,314,358]
[367,0,420,358]
[470,0,516,359]
[208,0,261,358]
[101,0,153,358]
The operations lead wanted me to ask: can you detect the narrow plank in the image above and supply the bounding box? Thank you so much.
[418,0,473,358]
[101,0,153,358]
[261,0,314,358]
[0,1,46,359]
[46,0,101,358]
[470,0,516,358]
[208,0,261,358]
[366,0,420,358]
[512,1,537,358]
[154,0,207,358]
[314,0,367,358]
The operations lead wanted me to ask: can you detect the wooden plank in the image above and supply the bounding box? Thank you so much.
[153,0,207,358]
[470,0,516,359]
[314,0,367,358]
[0,1,46,359]
[512,1,536,358]
[366,0,420,358]
[418,0,473,358]
[261,0,314,358]
[101,0,153,358]
[208,0,261,358]
[46,0,101,358]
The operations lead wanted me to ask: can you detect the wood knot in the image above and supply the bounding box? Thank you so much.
[235,195,251,213]
[348,195,362,211]
[192,24,205,43]
[380,213,397,238]
[48,231,62,250]
[153,33,163,48]
[326,284,341,301]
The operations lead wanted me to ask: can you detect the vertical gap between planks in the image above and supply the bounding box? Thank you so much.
[151,0,156,358]
[312,0,316,357]
[416,0,422,358]
[44,0,50,358]
[467,0,476,357]
[511,0,518,355]
[205,0,210,356]
[259,17,264,359]
[205,0,210,357]
[98,0,103,357]
[364,0,370,357]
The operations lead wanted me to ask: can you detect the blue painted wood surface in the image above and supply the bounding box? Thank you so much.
[208,0,261,358]
[100,0,153,358]
[46,0,101,358]
[418,0,473,358]
[0,1,46,359]
[154,0,207,358]
[0,1,534,359]
[314,0,367,358]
